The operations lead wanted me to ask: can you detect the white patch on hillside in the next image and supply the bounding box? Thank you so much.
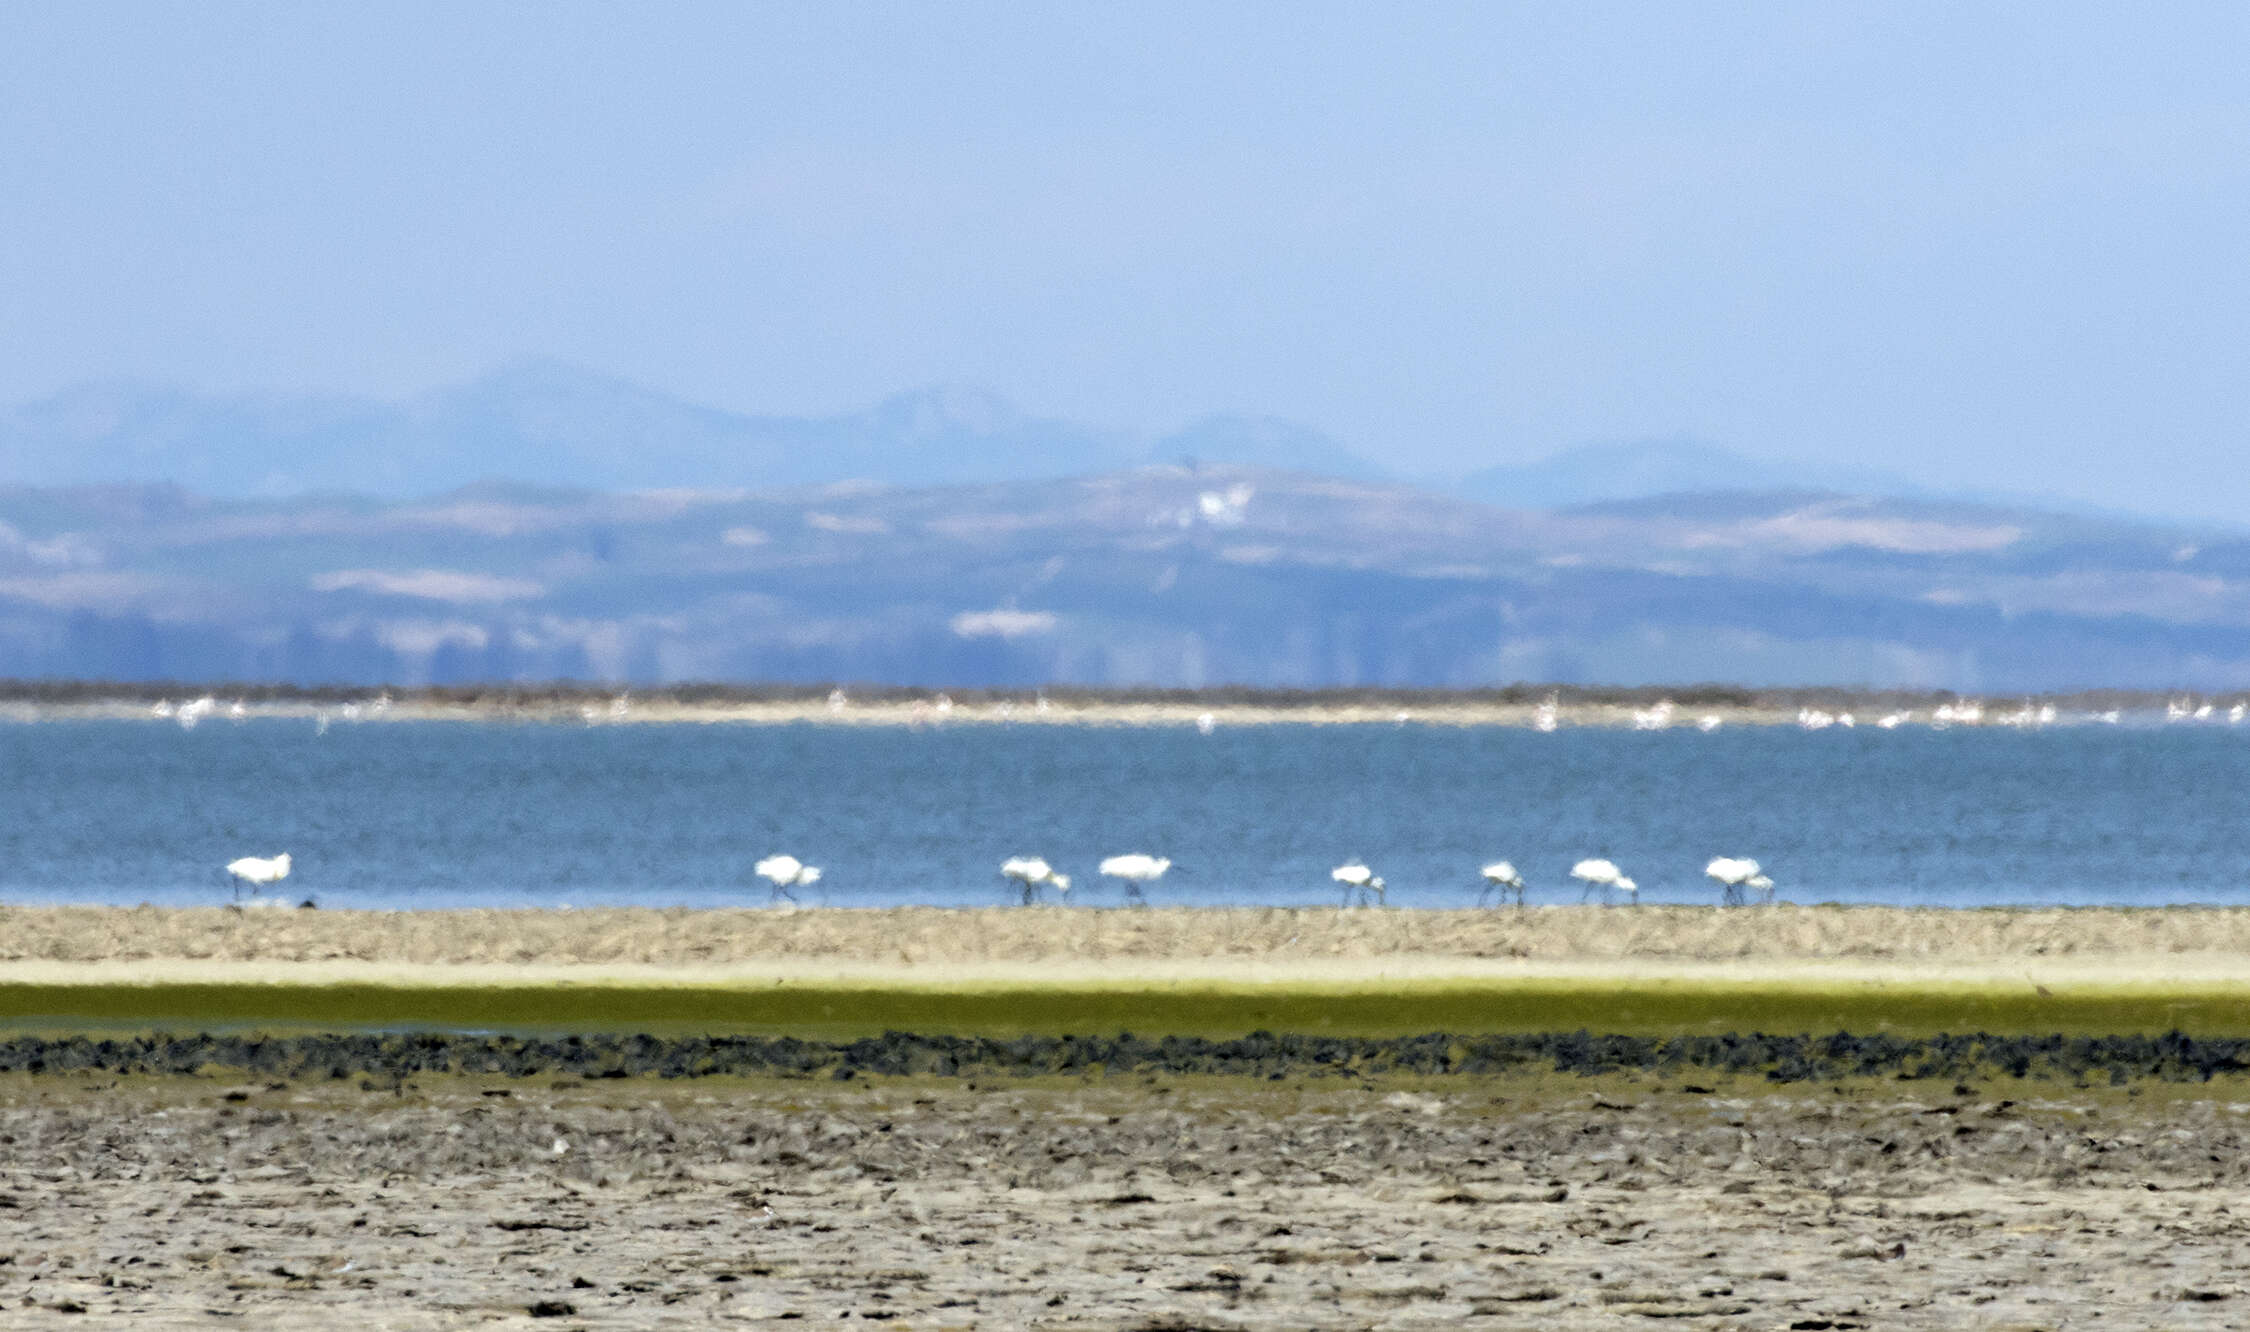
[1683,503,2022,555]
[310,569,545,603]
[804,511,890,535]
[949,609,1057,639]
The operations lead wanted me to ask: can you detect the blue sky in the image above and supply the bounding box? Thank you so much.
[5,4,2249,516]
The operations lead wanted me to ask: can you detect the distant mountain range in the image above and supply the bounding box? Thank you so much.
[0,362,1135,496]
[0,360,2008,513]
[1,467,2244,691]
[8,364,2240,692]
[1455,439,1922,511]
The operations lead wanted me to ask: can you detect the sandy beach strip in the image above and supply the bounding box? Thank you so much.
[13,903,2250,966]
[0,691,2163,728]
[8,906,2250,1036]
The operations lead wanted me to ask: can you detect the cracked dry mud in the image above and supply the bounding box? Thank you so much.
[2,1073,2246,1329]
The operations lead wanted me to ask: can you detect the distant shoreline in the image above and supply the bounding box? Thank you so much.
[0,680,2235,728]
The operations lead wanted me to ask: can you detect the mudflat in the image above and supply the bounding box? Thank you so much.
[4,905,2248,1326]
[2,1071,2245,1329]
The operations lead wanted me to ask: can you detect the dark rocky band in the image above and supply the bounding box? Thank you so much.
[3,1029,2247,1083]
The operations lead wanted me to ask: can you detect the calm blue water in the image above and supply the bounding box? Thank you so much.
[0,719,2246,910]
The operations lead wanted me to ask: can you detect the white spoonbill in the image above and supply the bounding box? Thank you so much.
[754,854,822,904]
[1705,856,1768,906]
[1331,861,1385,907]
[1099,853,1170,906]
[1001,856,1070,905]
[225,852,291,901]
[1480,861,1527,907]
[1570,858,1637,905]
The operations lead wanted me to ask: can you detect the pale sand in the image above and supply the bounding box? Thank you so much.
[0,1074,2244,1329]
[6,953,2250,997]
[9,907,2250,1035]
[9,904,2250,969]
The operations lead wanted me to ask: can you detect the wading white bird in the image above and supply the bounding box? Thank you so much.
[225,852,291,902]
[1099,853,1170,906]
[1480,861,1527,907]
[1570,858,1637,905]
[1331,861,1385,907]
[1001,856,1071,905]
[1705,856,1773,906]
[754,854,822,903]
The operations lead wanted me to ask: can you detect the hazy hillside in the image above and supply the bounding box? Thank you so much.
[0,363,1140,497]
[6,366,1967,512]
[0,470,2243,691]
[1457,440,1923,510]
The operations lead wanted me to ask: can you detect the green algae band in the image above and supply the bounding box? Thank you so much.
[7,977,2250,1039]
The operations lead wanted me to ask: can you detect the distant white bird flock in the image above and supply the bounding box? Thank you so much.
[212,843,1783,914]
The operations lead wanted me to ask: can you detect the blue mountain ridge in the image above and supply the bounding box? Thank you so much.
[0,466,2240,692]
[4,359,2076,517]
